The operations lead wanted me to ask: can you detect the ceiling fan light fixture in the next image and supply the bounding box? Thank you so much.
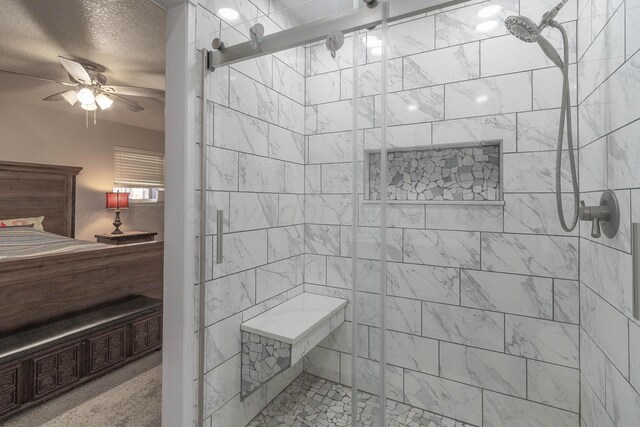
[95,93,114,110]
[218,8,239,21]
[60,90,78,106]
[80,102,98,111]
[76,87,95,105]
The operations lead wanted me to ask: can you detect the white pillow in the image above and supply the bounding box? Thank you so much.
[0,216,45,231]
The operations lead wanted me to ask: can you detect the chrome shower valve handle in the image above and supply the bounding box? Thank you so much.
[578,190,620,239]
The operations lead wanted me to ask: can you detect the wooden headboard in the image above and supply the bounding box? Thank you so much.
[0,161,82,238]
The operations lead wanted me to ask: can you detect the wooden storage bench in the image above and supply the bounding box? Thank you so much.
[0,296,162,421]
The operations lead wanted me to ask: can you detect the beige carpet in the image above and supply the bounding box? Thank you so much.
[3,352,162,427]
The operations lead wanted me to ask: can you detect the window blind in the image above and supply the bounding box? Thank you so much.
[114,146,165,189]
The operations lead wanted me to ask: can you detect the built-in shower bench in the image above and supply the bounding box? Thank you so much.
[240,293,346,399]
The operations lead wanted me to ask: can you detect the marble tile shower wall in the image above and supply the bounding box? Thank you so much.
[194,1,308,426]
[577,0,640,426]
[303,0,584,426]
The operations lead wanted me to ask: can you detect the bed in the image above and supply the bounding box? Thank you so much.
[0,161,163,334]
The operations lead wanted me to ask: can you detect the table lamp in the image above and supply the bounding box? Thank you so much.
[105,192,129,234]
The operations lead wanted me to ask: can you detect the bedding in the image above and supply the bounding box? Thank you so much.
[0,216,44,230]
[0,227,108,260]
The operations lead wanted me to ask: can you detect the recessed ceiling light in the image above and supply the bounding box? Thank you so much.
[475,20,499,33]
[367,35,383,48]
[475,95,489,103]
[407,105,419,111]
[218,8,239,21]
[478,5,502,18]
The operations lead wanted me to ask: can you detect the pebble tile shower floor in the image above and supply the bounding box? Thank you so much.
[248,372,472,427]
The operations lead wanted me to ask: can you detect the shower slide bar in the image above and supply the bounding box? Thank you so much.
[634,223,640,321]
[207,0,468,69]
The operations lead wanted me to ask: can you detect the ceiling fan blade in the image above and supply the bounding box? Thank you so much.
[110,94,144,112]
[0,69,77,86]
[103,85,165,99]
[58,56,92,85]
[43,90,78,106]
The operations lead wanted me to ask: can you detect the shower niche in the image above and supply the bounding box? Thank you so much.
[366,140,503,203]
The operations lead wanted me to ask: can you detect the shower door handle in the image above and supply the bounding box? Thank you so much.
[216,210,224,264]
[634,223,640,320]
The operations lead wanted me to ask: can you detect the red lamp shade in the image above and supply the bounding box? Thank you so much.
[105,192,130,210]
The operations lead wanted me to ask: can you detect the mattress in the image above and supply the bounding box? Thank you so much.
[0,227,108,260]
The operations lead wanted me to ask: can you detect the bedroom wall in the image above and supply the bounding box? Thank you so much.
[303,0,583,425]
[577,0,640,426]
[0,98,165,241]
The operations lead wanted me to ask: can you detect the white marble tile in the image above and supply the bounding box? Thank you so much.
[308,131,361,164]
[278,95,305,134]
[581,284,629,376]
[434,0,519,49]
[207,385,266,427]
[631,321,640,392]
[578,6,625,103]
[284,162,304,194]
[579,54,640,145]
[305,105,317,134]
[483,390,579,427]
[278,194,304,226]
[527,360,580,412]
[273,45,305,75]
[504,193,579,236]
[212,229,268,279]
[268,124,304,164]
[581,328,607,401]
[305,194,352,226]
[207,146,238,191]
[387,261,459,304]
[386,296,421,335]
[461,270,553,319]
[426,204,503,232]
[378,86,445,126]
[238,153,285,193]
[214,105,269,156]
[440,342,527,398]
[305,224,340,256]
[317,97,374,133]
[517,107,578,152]
[306,71,340,105]
[554,279,580,324]
[446,72,532,120]
[205,270,256,325]
[303,346,340,383]
[521,0,578,23]
[432,114,517,152]
[404,369,482,425]
[308,35,363,75]
[231,55,273,88]
[265,361,303,403]
[404,229,481,269]
[422,302,504,352]
[268,225,303,262]
[204,353,240,417]
[229,69,278,123]
[383,330,439,375]
[321,162,361,194]
[273,58,304,105]
[340,59,403,99]
[304,165,321,195]
[363,123,432,150]
[608,119,640,190]
[503,150,574,193]
[204,313,241,371]
[386,16,436,59]
[403,43,480,89]
[589,0,625,42]
[482,233,578,279]
[605,358,640,427]
[318,321,368,358]
[580,238,633,317]
[303,253,326,285]
[340,355,404,402]
[627,0,640,58]
[340,226,403,262]
[326,256,380,293]
[359,204,425,229]
[197,5,221,51]
[229,192,278,232]
[532,64,578,109]
[204,191,230,236]
[579,138,608,193]
[505,315,579,368]
[255,256,301,303]
[581,378,616,427]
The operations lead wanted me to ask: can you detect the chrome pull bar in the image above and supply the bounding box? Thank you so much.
[634,223,640,321]
[216,210,224,264]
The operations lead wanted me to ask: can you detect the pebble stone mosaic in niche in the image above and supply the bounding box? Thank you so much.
[368,143,501,202]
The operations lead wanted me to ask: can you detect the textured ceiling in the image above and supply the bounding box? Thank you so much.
[0,0,166,131]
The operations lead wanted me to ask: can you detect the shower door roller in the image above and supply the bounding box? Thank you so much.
[325,31,345,58]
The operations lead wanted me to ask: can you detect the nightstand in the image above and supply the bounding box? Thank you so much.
[95,231,157,245]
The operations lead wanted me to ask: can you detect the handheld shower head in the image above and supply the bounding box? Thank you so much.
[504,15,541,42]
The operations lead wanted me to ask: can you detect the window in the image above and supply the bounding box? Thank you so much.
[113,146,165,203]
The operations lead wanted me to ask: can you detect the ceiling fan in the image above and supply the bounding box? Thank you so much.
[0,56,164,125]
